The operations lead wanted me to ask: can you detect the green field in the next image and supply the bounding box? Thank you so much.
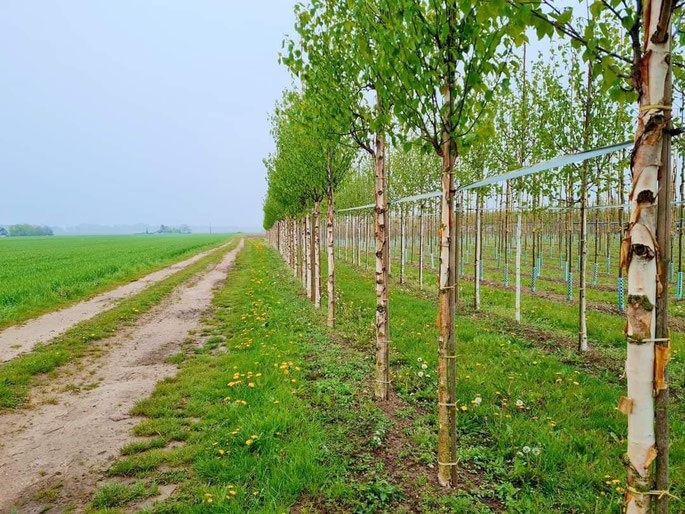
[0,234,231,329]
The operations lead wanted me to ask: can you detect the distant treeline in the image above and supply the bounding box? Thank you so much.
[1,224,54,237]
[156,224,192,234]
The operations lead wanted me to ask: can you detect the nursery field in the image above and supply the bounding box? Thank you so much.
[0,234,231,328]
[84,239,681,512]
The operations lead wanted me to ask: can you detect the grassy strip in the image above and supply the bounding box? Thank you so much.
[91,240,488,513]
[328,257,684,511]
[0,237,239,410]
[0,234,232,329]
[378,244,685,318]
[370,250,684,397]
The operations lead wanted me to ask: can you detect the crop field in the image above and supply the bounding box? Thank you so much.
[0,234,231,328]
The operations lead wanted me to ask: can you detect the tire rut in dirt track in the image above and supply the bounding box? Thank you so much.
[0,241,234,363]
[0,239,244,513]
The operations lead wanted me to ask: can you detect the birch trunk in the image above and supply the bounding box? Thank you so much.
[327,183,335,328]
[437,135,457,487]
[400,207,406,284]
[374,129,390,401]
[579,179,588,351]
[474,192,482,311]
[419,204,424,290]
[622,2,673,511]
[515,199,522,323]
[313,202,321,309]
[306,215,312,300]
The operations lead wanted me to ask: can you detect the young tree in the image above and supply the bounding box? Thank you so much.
[353,0,528,487]
[284,0,394,399]
[521,2,682,510]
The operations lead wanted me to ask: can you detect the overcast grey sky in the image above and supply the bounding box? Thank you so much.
[0,1,295,230]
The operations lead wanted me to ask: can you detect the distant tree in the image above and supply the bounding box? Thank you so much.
[156,224,191,234]
[8,224,53,237]
[0,227,7,237]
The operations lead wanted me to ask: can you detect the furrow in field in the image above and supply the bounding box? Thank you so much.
[0,241,232,363]
[0,239,243,512]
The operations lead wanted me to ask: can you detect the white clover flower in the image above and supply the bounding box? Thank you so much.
[532,447,541,456]
[421,363,428,369]
[515,399,524,408]
[522,446,531,454]
[418,371,424,377]
[473,397,482,406]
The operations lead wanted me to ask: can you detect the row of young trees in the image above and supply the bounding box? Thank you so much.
[264,2,683,512]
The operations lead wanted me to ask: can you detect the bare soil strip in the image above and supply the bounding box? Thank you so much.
[0,239,243,513]
[0,241,232,363]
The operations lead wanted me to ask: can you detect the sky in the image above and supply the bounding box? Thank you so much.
[0,1,296,231]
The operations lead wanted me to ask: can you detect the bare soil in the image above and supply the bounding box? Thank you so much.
[0,241,232,362]
[0,240,244,513]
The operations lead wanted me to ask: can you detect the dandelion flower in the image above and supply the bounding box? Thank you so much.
[522,446,531,454]
[532,447,541,456]
[515,399,524,408]
[245,439,253,445]
[421,363,428,369]
[472,397,482,406]
[460,405,468,411]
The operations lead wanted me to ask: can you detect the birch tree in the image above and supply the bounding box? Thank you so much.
[520,2,682,510]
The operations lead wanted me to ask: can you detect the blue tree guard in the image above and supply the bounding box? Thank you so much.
[564,261,569,282]
[537,256,543,277]
[530,267,537,292]
[677,271,683,300]
[460,259,465,276]
[605,256,611,274]
[504,263,509,287]
[558,254,563,268]
[618,276,625,311]
[479,259,484,278]
[567,272,574,301]
[430,252,434,269]
[592,263,598,287]
[669,261,674,283]
[577,255,581,271]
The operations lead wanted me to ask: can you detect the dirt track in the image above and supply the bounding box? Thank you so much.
[0,239,243,513]
[0,241,232,363]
